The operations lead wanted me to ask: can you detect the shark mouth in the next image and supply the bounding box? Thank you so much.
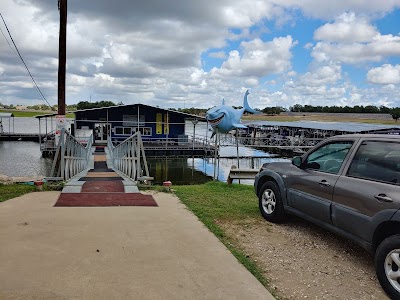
[207,114,224,126]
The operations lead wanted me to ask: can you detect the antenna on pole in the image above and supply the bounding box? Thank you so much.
[57,0,67,115]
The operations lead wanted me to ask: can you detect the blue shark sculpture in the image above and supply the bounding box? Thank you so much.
[206,90,258,136]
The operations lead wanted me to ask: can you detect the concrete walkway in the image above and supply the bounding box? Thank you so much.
[0,191,274,300]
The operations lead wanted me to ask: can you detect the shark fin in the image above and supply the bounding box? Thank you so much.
[243,89,260,114]
[233,123,247,129]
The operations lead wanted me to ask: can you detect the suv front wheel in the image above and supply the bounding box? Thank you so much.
[375,234,400,299]
[258,181,286,223]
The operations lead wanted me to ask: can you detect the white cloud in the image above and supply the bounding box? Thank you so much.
[314,13,378,43]
[312,33,400,64]
[220,1,278,28]
[367,64,400,84]
[304,43,313,50]
[311,13,400,65]
[212,36,296,78]
[1,0,400,108]
[283,0,400,19]
[244,77,259,86]
[298,64,342,86]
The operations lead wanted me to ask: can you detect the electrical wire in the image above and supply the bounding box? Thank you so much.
[0,24,18,57]
[0,12,55,111]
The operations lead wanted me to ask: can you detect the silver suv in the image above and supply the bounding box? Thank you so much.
[254,134,400,299]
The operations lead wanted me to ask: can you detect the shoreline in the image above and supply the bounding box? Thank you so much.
[0,174,45,185]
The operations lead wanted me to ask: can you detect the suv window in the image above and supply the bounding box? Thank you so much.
[347,141,400,185]
[306,141,353,174]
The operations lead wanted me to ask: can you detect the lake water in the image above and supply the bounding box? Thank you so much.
[0,117,287,184]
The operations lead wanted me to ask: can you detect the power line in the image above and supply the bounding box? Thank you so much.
[0,24,18,57]
[0,12,55,111]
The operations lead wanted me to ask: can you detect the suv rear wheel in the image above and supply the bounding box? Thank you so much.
[258,181,286,223]
[375,235,400,299]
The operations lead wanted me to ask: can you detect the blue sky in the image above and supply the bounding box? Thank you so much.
[1,0,400,109]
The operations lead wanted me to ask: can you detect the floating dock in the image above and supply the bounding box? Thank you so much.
[0,133,45,142]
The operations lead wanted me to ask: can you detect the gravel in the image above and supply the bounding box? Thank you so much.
[219,217,389,300]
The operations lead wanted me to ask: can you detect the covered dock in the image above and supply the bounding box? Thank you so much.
[238,120,400,154]
[0,112,14,134]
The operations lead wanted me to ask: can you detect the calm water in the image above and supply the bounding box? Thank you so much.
[0,141,53,177]
[0,117,287,183]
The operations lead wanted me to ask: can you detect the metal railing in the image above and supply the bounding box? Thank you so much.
[107,132,152,182]
[39,130,57,154]
[209,132,323,153]
[50,128,93,180]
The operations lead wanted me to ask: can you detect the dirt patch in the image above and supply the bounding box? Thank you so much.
[218,217,389,300]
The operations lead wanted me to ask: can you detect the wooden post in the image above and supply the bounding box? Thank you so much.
[58,0,67,116]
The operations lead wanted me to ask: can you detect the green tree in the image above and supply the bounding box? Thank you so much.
[379,105,391,114]
[391,108,400,122]
[76,101,116,110]
[262,106,283,115]
[291,104,303,112]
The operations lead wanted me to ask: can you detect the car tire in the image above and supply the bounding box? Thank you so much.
[258,181,286,223]
[375,234,400,300]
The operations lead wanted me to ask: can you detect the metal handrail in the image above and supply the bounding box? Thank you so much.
[39,129,57,152]
[50,128,93,180]
[107,132,152,182]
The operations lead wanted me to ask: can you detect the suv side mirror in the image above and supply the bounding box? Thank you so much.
[292,156,303,167]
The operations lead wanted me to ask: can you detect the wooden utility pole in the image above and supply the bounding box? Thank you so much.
[57,0,67,115]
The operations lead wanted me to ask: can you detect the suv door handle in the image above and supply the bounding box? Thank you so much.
[319,180,330,187]
[374,194,393,202]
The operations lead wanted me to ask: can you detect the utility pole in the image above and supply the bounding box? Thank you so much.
[58,0,67,115]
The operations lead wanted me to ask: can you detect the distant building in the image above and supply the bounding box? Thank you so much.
[73,104,205,145]
[16,105,28,110]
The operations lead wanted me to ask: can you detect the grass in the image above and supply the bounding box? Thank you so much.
[0,109,74,118]
[173,181,283,299]
[0,183,37,202]
[243,113,399,125]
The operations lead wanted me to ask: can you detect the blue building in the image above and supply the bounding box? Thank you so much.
[73,104,212,156]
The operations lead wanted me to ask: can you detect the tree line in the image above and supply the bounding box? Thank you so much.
[2,100,400,121]
[288,104,394,114]
[0,102,77,111]
[287,104,400,121]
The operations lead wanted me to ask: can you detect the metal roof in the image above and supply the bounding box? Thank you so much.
[35,113,58,119]
[73,103,206,121]
[0,112,14,118]
[245,120,400,133]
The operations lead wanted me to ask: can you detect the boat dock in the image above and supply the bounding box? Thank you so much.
[142,140,215,157]
[0,133,47,142]
[232,120,400,154]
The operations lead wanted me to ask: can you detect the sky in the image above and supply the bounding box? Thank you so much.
[0,0,400,110]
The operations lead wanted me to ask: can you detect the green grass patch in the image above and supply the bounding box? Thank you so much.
[0,183,37,202]
[0,109,74,118]
[173,181,283,299]
[174,181,259,221]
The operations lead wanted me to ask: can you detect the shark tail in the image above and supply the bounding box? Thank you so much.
[243,89,260,114]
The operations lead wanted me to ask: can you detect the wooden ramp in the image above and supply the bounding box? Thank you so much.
[54,146,157,207]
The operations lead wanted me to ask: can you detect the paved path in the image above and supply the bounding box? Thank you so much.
[0,191,274,299]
